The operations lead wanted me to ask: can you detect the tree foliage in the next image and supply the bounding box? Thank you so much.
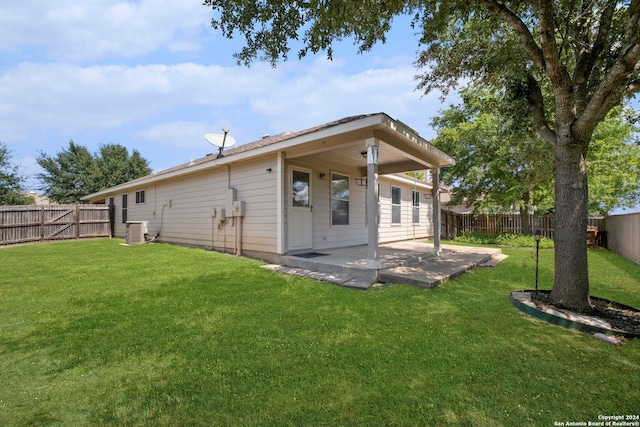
[0,143,34,205]
[432,89,640,217]
[430,87,554,224]
[37,141,151,204]
[203,0,640,310]
[588,106,640,214]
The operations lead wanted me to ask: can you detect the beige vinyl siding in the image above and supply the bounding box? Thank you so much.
[153,171,221,247]
[378,178,434,243]
[108,156,279,253]
[227,157,278,254]
[307,162,368,251]
[104,153,433,254]
[110,188,156,238]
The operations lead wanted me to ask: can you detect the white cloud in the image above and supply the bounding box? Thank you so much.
[250,57,446,139]
[2,57,447,149]
[0,61,279,139]
[134,120,212,148]
[0,0,211,61]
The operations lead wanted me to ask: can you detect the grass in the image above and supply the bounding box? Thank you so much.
[1,239,639,426]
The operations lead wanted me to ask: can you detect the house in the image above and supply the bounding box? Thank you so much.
[82,113,455,275]
[23,192,53,205]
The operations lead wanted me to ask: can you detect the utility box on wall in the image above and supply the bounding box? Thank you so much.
[225,188,236,213]
[232,200,245,217]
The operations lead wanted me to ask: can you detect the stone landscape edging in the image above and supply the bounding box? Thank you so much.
[510,290,640,339]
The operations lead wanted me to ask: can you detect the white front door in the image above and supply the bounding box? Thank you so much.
[289,167,313,251]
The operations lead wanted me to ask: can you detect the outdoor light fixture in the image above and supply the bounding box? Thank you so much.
[360,151,367,158]
[355,168,367,186]
[354,177,367,187]
[534,229,542,291]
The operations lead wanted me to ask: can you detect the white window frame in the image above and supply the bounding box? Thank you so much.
[135,190,146,204]
[121,194,128,224]
[391,186,401,225]
[331,172,350,226]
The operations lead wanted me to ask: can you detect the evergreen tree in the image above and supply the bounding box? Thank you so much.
[37,141,151,203]
[0,143,34,205]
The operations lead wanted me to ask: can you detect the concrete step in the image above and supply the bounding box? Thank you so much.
[262,264,373,289]
[479,253,509,268]
[380,249,506,287]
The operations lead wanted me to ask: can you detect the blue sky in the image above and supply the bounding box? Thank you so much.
[1,1,637,213]
[1,1,452,192]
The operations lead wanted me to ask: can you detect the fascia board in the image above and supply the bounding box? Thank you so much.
[377,115,456,167]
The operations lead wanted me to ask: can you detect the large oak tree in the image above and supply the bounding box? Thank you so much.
[204,0,640,311]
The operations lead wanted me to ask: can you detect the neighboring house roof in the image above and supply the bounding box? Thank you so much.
[82,113,455,201]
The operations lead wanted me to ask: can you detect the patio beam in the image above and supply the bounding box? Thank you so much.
[366,138,381,272]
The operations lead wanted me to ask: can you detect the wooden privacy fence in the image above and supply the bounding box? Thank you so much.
[0,205,111,246]
[441,211,606,240]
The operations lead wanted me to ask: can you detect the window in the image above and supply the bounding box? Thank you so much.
[135,190,145,204]
[122,194,128,224]
[391,186,401,224]
[412,191,420,224]
[292,170,310,207]
[331,173,349,225]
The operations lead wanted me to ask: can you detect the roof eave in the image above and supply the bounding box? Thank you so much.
[82,113,455,201]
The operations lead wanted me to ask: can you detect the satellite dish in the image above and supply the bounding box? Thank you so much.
[205,129,236,158]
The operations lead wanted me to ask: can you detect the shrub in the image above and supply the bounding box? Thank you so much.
[455,232,554,248]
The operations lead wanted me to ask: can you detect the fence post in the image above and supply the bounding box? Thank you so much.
[109,203,115,238]
[40,206,45,242]
[75,205,80,240]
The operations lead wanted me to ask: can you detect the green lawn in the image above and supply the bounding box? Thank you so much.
[1,239,639,426]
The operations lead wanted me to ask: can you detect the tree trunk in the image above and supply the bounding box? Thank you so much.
[520,192,532,236]
[550,131,591,312]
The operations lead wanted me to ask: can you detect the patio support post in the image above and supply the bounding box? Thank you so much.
[431,167,442,256]
[366,138,381,270]
[276,151,285,254]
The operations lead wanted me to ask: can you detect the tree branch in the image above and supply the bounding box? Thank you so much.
[573,0,617,112]
[524,74,558,146]
[538,0,576,121]
[477,0,545,68]
[576,0,640,132]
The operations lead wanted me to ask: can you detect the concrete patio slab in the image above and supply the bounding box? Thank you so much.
[261,241,506,289]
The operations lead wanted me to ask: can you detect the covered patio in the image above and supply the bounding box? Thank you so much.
[274,113,457,273]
